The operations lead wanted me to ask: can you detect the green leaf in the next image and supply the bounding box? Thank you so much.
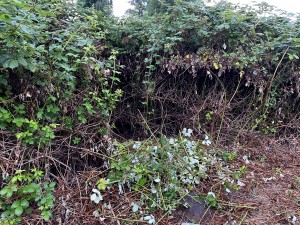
[0,14,11,22]
[22,183,39,193]
[96,178,108,190]
[27,63,36,72]
[18,58,28,67]
[12,200,21,209]
[138,178,147,186]
[6,189,14,198]
[13,118,26,127]
[20,199,29,208]
[36,109,44,119]
[15,206,24,216]
[3,59,19,69]
[41,210,52,221]
[0,186,8,196]
[49,182,56,189]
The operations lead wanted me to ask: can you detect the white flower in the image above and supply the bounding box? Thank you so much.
[182,128,193,137]
[150,202,156,207]
[133,141,141,149]
[103,203,112,209]
[144,215,155,224]
[90,189,103,204]
[217,171,226,180]
[131,202,139,212]
[202,135,211,146]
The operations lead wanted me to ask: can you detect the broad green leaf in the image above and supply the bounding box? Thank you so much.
[41,210,52,221]
[138,178,147,186]
[0,14,11,22]
[12,200,21,209]
[13,118,26,127]
[18,58,28,66]
[27,63,36,72]
[15,206,24,216]
[0,186,8,196]
[20,199,29,208]
[3,59,19,69]
[22,183,39,193]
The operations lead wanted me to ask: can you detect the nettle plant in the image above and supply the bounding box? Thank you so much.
[91,129,247,223]
[0,169,56,225]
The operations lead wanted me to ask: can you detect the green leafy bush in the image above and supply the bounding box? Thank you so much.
[0,0,122,146]
[111,0,300,135]
[0,169,56,224]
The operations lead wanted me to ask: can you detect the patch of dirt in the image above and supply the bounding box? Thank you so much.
[174,191,214,224]
[205,135,300,225]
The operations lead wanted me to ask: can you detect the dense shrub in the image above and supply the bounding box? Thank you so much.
[0,0,299,223]
[0,0,122,146]
[110,0,300,136]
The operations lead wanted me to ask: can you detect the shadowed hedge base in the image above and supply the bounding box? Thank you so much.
[112,1,299,139]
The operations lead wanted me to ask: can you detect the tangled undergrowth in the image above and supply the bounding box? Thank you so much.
[87,129,247,224]
[0,0,299,224]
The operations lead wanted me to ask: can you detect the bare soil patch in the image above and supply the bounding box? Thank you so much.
[202,135,300,225]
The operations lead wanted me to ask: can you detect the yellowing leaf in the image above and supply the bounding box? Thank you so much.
[96,178,109,191]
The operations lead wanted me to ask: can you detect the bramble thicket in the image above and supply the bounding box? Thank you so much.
[0,0,299,224]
